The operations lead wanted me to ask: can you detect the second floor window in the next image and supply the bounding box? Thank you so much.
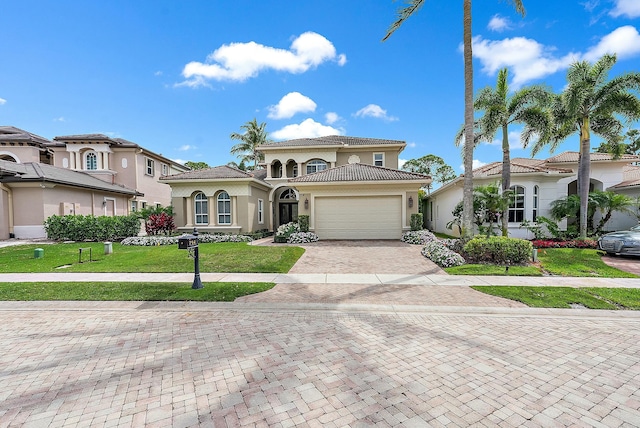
[146,158,154,176]
[374,153,384,167]
[161,163,168,176]
[306,159,327,174]
[86,152,97,170]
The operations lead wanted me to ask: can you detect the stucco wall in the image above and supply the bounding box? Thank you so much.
[0,146,42,163]
[336,150,399,169]
[0,187,9,239]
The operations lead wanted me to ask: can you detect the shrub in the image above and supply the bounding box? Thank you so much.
[145,212,176,235]
[440,238,465,255]
[464,236,532,265]
[287,232,319,244]
[274,222,300,243]
[120,233,253,246]
[401,230,436,245]
[298,215,310,232]
[421,241,465,268]
[410,213,423,231]
[44,214,140,241]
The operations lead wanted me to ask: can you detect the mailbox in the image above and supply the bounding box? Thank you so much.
[178,234,198,249]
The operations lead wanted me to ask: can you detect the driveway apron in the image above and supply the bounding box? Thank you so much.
[287,240,445,275]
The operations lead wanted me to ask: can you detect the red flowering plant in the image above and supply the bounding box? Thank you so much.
[530,239,598,249]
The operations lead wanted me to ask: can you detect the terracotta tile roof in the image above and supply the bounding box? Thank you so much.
[472,160,572,177]
[545,151,640,163]
[160,165,267,181]
[0,126,51,145]
[259,135,405,149]
[53,134,114,141]
[609,179,640,189]
[0,159,140,195]
[288,163,430,183]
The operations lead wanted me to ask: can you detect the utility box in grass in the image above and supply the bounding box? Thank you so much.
[34,248,44,259]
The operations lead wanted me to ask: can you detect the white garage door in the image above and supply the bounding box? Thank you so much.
[314,196,402,239]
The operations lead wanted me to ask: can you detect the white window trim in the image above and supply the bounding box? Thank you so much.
[130,200,138,213]
[85,151,98,170]
[306,159,327,174]
[373,152,385,167]
[161,163,168,176]
[217,192,232,225]
[145,157,155,176]
[194,193,208,225]
[258,199,264,224]
[508,185,525,223]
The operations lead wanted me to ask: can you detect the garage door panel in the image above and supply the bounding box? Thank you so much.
[315,196,402,240]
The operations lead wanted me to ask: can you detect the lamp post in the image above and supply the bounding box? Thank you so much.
[191,228,203,289]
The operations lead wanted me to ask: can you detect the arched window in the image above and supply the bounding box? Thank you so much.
[217,191,231,224]
[306,159,327,174]
[194,192,208,225]
[279,189,297,200]
[533,185,539,221]
[85,152,98,170]
[0,153,18,162]
[508,185,525,223]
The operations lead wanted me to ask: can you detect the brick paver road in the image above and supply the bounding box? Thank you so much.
[1,302,639,427]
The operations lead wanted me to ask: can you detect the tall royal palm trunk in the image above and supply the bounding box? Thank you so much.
[501,123,510,236]
[578,118,590,239]
[462,0,474,238]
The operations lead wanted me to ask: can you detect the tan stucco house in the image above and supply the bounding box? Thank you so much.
[161,136,431,239]
[0,126,188,239]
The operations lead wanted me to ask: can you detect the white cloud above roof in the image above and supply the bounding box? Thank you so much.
[459,159,488,172]
[325,112,340,125]
[0,98,6,105]
[179,145,195,151]
[472,25,640,88]
[353,104,398,122]
[180,32,346,87]
[487,15,512,32]
[267,92,317,119]
[610,0,640,18]
[271,118,343,140]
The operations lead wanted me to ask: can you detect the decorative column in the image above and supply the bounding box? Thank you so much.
[103,152,109,170]
[185,197,194,227]
[232,196,238,226]
[266,162,272,179]
[75,152,82,170]
[209,196,215,225]
[297,162,303,177]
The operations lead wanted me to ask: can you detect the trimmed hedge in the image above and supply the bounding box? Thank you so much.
[464,236,532,265]
[410,213,423,231]
[298,215,310,232]
[44,214,141,241]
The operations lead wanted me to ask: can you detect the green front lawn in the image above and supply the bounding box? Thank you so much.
[0,242,304,273]
[0,282,275,301]
[472,286,640,310]
[445,248,639,278]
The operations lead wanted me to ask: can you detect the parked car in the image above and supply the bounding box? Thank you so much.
[598,225,640,256]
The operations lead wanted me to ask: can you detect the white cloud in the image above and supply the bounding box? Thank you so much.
[172,158,188,165]
[180,32,346,87]
[267,92,317,119]
[488,15,511,32]
[459,159,488,172]
[407,142,417,148]
[271,118,343,140]
[179,145,195,151]
[53,117,65,122]
[582,25,640,62]
[154,71,163,76]
[353,104,398,122]
[610,0,640,18]
[325,112,340,125]
[0,97,6,105]
[398,158,408,169]
[582,0,600,13]
[486,130,527,150]
[472,35,576,89]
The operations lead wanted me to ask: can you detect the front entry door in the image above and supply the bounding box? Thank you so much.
[279,203,298,226]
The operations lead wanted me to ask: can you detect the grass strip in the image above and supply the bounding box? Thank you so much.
[0,282,275,301]
[536,248,638,278]
[0,242,304,273]
[445,264,543,276]
[471,286,640,310]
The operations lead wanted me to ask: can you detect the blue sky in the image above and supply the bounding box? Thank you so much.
[1,0,640,175]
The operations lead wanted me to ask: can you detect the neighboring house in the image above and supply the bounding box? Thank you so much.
[427,152,640,239]
[161,135,431,239]
[0,126,188,239]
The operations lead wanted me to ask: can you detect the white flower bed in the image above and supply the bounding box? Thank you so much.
[287,232,319,244]
[421,240,465,268]
[401,230,437,245]
[275,222,300,238]
[120,233,253,246]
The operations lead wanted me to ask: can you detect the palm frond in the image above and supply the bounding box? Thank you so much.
[382,0,425,41]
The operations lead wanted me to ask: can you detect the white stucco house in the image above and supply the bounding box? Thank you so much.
[426,152,640,239]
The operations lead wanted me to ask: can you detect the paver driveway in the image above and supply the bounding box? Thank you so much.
[286,240,445,275]
[1,302,639,427]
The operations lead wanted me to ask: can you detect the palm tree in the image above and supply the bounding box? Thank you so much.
[591,190,634,234]
[473,183,511,237]
[474,68,552,236]
[532,54,640,239]
[383,0,525,238]
[230,118,271,170]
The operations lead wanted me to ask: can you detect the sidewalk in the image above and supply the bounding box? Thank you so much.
[3,271,640,287]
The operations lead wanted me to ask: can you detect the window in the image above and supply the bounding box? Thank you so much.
[292,164,298,177]
[131,201,137,212]
[306,159,327,174]
[141,201,147,209]
[258,199,264,224]
[280,189,296,200]
[86,152,97,170]
[156,203,162,209]
[161,163,168,176]
[533,186,539,222]
[146,158,154,176]
[194,193,208,225]
[508,185,525,223]
[374,153,384,167]
[217,192,231,224]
